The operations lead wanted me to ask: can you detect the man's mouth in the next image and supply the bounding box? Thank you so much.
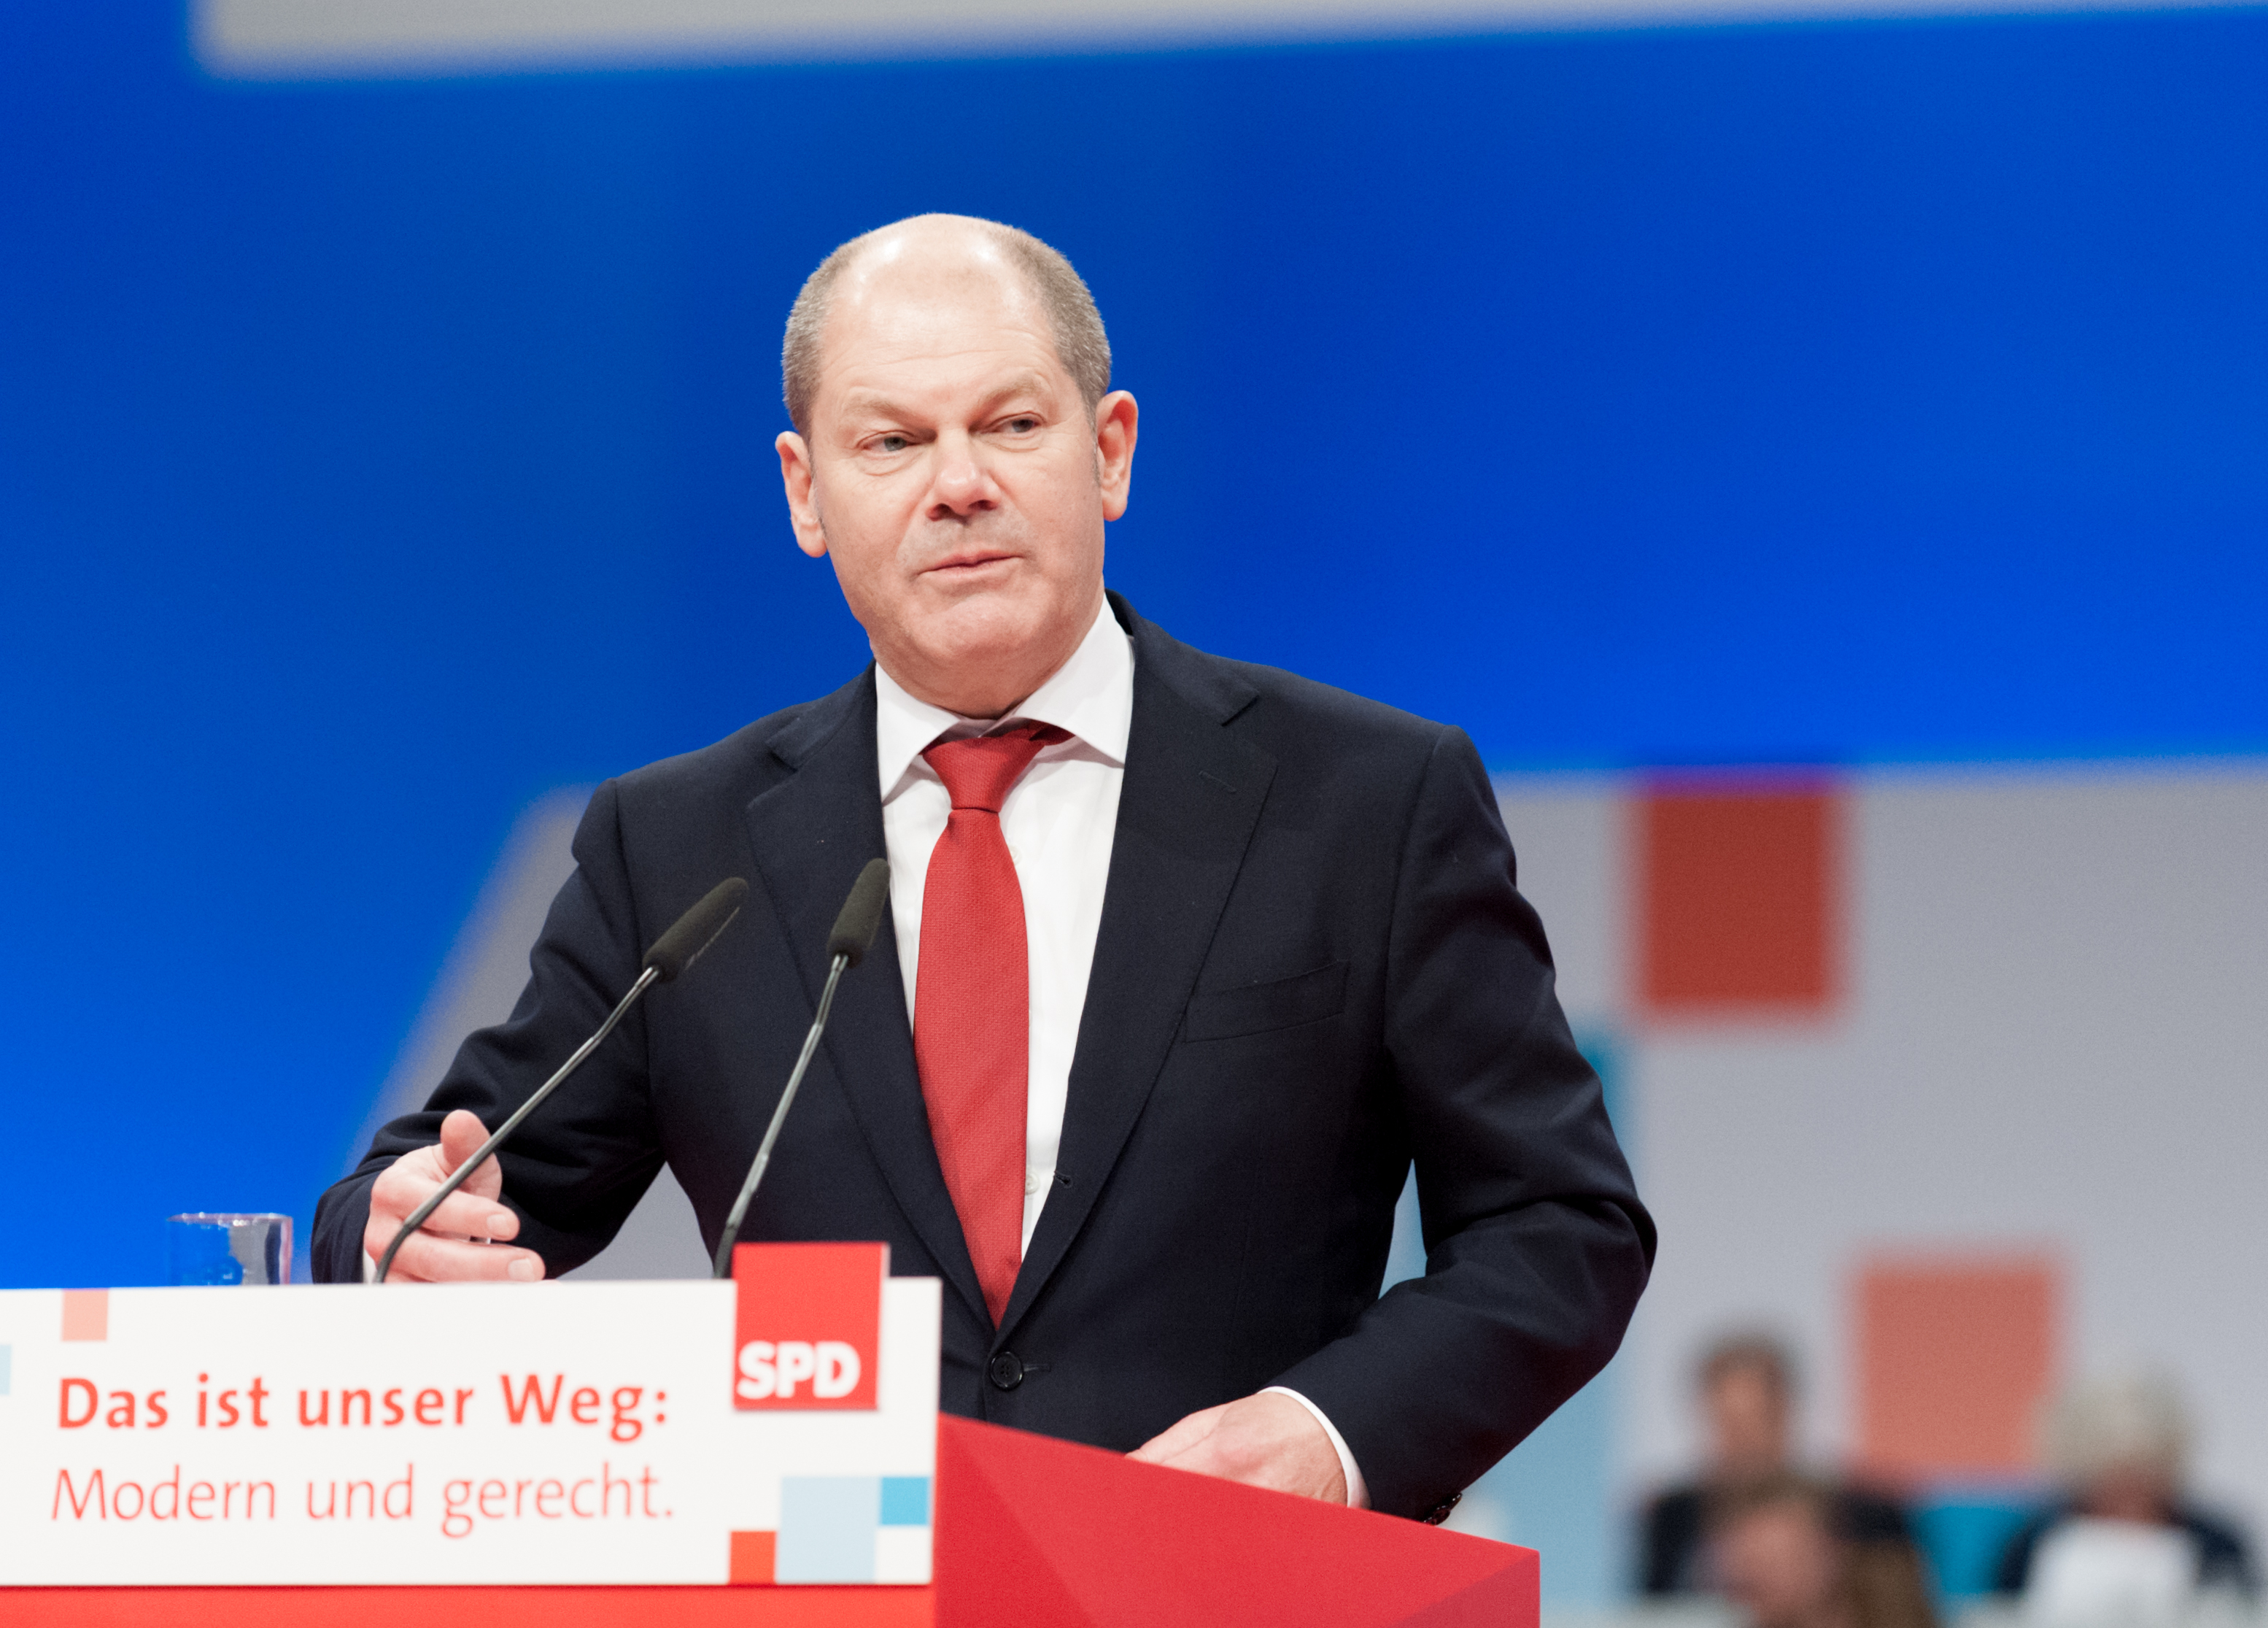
[924,549,1017,575]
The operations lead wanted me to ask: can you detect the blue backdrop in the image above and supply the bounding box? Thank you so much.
[4,2,2264,1288]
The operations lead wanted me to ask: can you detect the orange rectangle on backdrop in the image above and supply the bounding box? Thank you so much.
[1638,782,1841,1019]
[1855,1255,2059,1479]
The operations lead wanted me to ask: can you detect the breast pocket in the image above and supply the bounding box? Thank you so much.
[1180,960,1350,1043]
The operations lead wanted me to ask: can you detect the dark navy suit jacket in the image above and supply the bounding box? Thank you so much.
[314,593,1654,1519]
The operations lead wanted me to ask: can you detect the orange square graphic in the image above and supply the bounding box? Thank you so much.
[1855,1255,2060,1479]
[728,1528,777,1584]
[1639,782,1841,1018]
[61,1289,108,1342]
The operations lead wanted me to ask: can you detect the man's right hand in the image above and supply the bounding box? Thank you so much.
[363,1108,547,1283]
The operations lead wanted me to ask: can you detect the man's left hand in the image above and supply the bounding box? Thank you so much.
[1128,1391,1347,1503]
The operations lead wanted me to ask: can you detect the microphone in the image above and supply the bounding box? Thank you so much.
[711,857,889,1278]
[375,876,750,1284]
[643,876,751,983]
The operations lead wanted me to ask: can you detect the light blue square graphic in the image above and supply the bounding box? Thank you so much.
[776,1476,880,1583]
[879,1475,929,1527]
[0,1345,10,1397]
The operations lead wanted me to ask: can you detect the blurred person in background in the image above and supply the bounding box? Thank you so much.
[1715,1475,1937,1628]
[1997,1371,2256,1627]
[1641,1332,1913,1594]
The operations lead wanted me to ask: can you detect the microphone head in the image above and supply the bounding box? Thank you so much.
[826,858,891,968]
[643,876,748,983]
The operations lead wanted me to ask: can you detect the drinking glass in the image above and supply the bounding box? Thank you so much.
[166,1213,293,1285]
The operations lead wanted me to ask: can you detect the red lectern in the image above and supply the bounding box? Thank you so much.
[1,1254,1536,1626]
[934,1415,1538,1627]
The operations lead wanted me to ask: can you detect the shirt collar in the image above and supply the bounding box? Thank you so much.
[874,596,1134,803]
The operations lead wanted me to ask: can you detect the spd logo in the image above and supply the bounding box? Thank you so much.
[729,1241,885,1411]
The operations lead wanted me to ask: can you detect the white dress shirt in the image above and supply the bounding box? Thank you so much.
[872,598,1369,1509]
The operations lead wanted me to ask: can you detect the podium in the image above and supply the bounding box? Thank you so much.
[0,1248,1536,1626]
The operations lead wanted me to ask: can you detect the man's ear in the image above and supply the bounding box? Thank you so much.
[776,431,829,558]
[1093,391,1139,521]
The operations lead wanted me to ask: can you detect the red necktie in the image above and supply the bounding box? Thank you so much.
[915,722,1067,1327]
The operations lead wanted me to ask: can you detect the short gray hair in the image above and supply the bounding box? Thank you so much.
[2043,1370,2191,1486]
[780,215,1112,436]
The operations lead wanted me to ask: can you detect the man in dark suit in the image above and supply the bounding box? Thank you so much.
[314,214,1653,1520]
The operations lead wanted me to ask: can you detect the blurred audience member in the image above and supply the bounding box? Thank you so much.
[1997,1371,2256,1626]
[1641,1332,1913,1594]
[1715,1474,1937,1628]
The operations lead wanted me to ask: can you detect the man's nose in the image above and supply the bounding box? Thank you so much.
[926,435,999,520]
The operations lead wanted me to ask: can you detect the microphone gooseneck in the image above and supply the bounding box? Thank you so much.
[711,857,890,1279]
[375,876,750,1284]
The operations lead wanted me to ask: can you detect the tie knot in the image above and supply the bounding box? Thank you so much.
[923,722,1070,814]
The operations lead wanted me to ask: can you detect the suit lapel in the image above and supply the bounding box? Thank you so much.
[1000,604,1276,1338]
[743,670,988,1329]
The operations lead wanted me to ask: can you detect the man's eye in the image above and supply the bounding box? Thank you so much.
[1003,417,1040,435]
[872,434,910,454]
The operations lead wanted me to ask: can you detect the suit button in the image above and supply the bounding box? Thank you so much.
[988,1351,1024,1391]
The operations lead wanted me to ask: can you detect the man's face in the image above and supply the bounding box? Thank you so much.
[776,230,1137,719]
[2079,1461,2178,1526]
[1714,1500,1842,1628]
[1706,1364,1791,1479]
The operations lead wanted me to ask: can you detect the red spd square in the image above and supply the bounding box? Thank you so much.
[730,1241,886,1411]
